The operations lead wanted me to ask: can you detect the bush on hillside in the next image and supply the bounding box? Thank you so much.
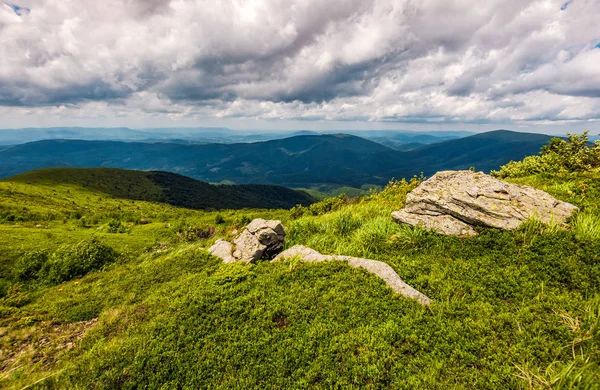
[235,215,252,227]
[13,238,119,285]
[0,208,58,223]
[106,219,129,233]
[290,194,351,219]
[13,250,49,282]
[176,225,216,242]
[492,131,600,178]
[43,238,119,284]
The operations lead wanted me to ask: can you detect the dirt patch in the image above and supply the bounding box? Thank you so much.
[0,318,98,378]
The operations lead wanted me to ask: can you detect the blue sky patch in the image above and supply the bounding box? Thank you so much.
[596,42,600,49]
[7,3,31,16]
[561,0,572,10]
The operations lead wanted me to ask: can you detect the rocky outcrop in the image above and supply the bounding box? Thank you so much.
[208,218,285,263]
[209,221,430,305]
[392,170,578,236]
[274,245,431,305]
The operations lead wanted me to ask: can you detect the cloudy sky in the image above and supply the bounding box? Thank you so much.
[0,0,599,133]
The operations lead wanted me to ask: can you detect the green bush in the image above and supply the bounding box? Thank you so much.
[291,194,350,219]
[493,131,600,178]
[106,219,129,233]
[13,250,49,282]
[42,238,119,285]
[215,214,226,225]
[11,238,119,286]
[176,225,216,242]
[368,176,423,209]
[236,215,252,227]
[289,204,307,219]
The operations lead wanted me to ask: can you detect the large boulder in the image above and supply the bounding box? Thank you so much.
[392,170,577,236]
[209,218,285,263]
[274,245,431,305]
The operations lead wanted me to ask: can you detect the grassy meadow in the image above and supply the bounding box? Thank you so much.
[0,165,599,388]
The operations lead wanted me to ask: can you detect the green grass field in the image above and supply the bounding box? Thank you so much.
[1,169,599,388]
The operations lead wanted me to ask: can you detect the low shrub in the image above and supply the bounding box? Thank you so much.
[215,214,226,225]
[367,176,423,209]
[493,132,600,178]
[43,238,119,285]
[13,250,49,282]
[176,225,216,242]
[12,238,119,286]
[235,215,252,227]
[290,194,351,219]
[106,219,129,233]
[0,278,11,298]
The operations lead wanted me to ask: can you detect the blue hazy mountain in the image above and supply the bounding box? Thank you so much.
[0,130,552,187]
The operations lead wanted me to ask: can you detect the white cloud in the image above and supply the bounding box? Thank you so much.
[0,0,599,132]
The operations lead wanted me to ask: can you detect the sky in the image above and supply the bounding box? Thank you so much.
[0,0,599,134]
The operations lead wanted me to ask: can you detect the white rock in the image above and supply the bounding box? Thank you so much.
[392,170,578,236]
[274,245,431,305]
[208,239,236,263]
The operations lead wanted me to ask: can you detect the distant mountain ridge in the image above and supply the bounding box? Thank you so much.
[0,127,470,146]
[4,168,315,210]
[0,130,554,187]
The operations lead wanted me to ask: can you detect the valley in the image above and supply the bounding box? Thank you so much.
[0,130,553,192]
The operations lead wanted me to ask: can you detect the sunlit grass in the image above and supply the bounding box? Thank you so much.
[1,171,599,388]
[572,212,600,242]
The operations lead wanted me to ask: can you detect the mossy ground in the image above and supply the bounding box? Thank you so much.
[0,172,599,388]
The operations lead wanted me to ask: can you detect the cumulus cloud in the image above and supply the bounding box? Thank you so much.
[0,0,599,128]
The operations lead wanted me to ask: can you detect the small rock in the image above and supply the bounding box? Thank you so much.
[210,219,286,263]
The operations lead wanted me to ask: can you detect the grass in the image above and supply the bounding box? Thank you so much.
[0,171,599,388]
[295,183,380,199]
[0,175,286,282]
[572,213,600,242]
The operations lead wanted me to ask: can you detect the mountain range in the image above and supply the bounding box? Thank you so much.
[0,127,470,146]
[0,130,553,187]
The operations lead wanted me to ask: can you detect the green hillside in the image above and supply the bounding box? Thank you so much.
[1,142,599,388]
[5,168,314,210]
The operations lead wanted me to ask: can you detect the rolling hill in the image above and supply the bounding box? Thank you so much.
[4,168,314,210]
[1,162,599,388]
[1,136,600,388]
[0,130,554,187]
